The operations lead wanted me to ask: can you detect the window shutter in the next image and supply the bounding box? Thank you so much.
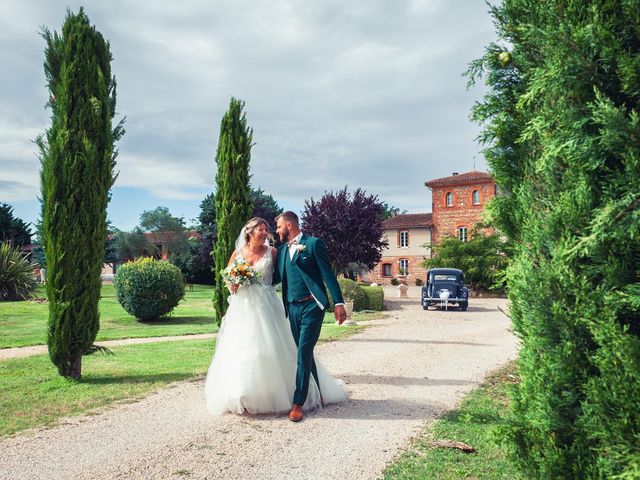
[397,230,400,247]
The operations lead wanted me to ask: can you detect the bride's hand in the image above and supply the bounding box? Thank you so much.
[229,284,240,294]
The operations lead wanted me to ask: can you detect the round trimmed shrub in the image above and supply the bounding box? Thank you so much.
[114,257,185,321]
[361,285,384,311]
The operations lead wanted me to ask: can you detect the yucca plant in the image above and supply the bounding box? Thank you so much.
[0,243,37,301]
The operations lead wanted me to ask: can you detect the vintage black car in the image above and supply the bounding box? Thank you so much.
[421,268,469,311]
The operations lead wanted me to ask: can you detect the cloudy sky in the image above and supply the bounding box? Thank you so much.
[0,0,497,231]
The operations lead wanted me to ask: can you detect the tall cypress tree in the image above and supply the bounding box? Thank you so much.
[469,1,640,477]
[212,98,253,324]
[38,8,124,379]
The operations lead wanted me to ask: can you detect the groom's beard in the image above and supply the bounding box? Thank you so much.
[279,229,289,243]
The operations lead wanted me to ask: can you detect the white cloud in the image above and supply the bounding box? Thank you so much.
[0,0,496,225]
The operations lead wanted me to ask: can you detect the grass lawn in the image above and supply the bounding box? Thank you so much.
[0,284,218,349]
[0,321,365,439]
[1,285,382,350]
[382,362,521,480]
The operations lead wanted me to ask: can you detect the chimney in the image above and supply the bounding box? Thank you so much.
[452,172,459,176]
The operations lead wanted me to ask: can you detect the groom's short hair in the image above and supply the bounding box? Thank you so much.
[277,211,299,226]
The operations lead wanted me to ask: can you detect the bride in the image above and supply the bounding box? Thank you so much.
[205,217,347,415]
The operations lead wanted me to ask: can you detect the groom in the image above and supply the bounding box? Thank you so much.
[274,211,346,422]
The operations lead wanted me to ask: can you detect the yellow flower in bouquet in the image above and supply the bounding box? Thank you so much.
[221,259,259,287]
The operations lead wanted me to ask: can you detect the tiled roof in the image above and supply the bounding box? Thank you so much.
[383,213,433,229]
[425,170,493,188]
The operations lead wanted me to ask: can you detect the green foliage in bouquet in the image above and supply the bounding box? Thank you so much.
[114,258,185,321]
[0,243,38,301]
[468,1,640,477]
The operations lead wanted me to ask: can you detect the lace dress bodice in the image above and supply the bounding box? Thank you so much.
[237,249,274,286]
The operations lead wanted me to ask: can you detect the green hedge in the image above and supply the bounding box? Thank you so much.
[361,285,384,311]
[114,257,185,321]
[328,279,384,311]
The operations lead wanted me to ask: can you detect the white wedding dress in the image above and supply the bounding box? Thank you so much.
[205,250,347,415]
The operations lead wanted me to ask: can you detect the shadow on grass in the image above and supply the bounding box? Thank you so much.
[82,372,194,385]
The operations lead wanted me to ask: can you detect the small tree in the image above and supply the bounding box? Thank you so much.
[38,8,124,379]
[250,187,283,233]
[194,193,216,285]
[212,98,253,323]
[0,203,32,247]
[380,203,407,220]
[113,227,158,262]
[139,206,186,233]
[422,225,511,292]
[301,187,388,277]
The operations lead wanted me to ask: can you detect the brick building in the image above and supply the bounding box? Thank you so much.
[368,213,433,285]
[425,171,495,244]
[367,170,496,284]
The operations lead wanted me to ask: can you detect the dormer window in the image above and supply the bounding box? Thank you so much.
[446,192,453,207]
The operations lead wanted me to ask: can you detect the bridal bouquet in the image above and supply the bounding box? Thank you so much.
[221,259,260,288]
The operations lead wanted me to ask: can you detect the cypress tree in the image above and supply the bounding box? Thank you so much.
[212,98,253,324]
[469,1,640,477]
[38,8,124,379]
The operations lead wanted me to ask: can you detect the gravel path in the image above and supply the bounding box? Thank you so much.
[0,297,518,480]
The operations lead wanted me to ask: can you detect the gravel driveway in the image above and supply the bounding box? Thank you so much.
[0,297,518,480]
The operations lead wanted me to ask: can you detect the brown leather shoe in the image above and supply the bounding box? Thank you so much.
[288,404,304,422]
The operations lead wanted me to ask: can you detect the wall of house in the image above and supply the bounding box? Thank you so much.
[431,180,495,243]
[366,227,431,285]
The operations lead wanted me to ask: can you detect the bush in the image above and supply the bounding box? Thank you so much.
[422,226,510,293]
[114,257,185,321]
[415,278,423,286]
[390,277,399,286]
[0,243,37,301]
[361,285,384,311]
[328,277,367,312]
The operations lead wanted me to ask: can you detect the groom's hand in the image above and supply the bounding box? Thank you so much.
[334,305,347,325]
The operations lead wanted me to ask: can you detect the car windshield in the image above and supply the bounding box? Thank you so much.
[432,274,458,282]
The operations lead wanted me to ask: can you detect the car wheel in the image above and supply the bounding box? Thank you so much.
[422,305,428,310]
[460,302,468,311]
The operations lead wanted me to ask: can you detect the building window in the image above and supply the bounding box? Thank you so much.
[399,259,409,276]
[458,227,468,242]
[472,190,480,205]
[446,192,453,207]
[382,263,392,277]
[400,230,409,247]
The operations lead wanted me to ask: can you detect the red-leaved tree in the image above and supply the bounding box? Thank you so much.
[301,187,388,278]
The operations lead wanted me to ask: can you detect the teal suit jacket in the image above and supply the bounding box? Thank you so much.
[274,234,344,312]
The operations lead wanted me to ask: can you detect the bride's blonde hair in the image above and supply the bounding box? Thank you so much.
[243,217,272,245]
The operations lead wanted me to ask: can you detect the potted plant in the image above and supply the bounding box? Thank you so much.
[343,296,354,319]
